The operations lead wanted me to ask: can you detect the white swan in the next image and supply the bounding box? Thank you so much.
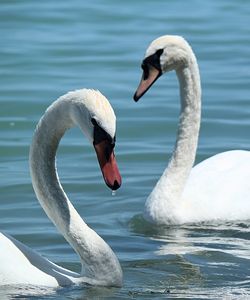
[0,89,122,287]
[134,35,250,225]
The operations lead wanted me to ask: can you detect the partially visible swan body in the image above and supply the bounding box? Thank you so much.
[0,89,122,287]
[134,35,250,225]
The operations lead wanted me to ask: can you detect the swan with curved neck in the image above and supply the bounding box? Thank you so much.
[0,89,122,287]
[134,35,250,225]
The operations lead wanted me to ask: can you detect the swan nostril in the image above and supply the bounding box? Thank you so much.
[112,180,120,191]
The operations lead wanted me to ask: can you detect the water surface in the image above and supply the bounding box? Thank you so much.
[0,0,250,299]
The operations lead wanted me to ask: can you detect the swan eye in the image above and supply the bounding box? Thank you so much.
[91,118,114,146]
[91,118,98,126]
[156,48,164,56]
[142,48,164,73]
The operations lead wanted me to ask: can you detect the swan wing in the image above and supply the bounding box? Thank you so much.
[181,150,250,222]
[0,232,79,287]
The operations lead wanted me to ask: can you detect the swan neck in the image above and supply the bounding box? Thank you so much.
[167,61,201,195]
[29,99,73,228]
[144,57,201,224]
[29,95,122,286]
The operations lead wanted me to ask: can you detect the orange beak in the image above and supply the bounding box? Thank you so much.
[134,64,161,101]
[94,140,121,190]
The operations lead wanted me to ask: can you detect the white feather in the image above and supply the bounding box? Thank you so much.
[141,36,250,225]
[0,89,122,287]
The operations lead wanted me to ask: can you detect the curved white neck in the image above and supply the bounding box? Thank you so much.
[29,96,122,286]
[145,55,201,223]
[167,59,201,194]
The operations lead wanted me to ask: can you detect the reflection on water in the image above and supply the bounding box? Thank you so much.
[0,285,57,299]
[130,215,250,260]
[1,0,250,298]
[129,215,250,297]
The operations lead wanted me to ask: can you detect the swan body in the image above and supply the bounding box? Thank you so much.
[0,89,122,287]
[134,35,250,225]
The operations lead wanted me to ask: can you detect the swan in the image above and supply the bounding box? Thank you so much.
[133,35,250,225]
[0,89,123,287]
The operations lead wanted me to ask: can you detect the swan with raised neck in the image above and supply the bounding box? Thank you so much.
[134,35,250,224]
[0,89,122,287]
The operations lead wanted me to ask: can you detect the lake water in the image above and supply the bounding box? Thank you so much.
[0,0,250,299]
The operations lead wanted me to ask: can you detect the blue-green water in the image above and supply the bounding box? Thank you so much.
[0,1,250,298]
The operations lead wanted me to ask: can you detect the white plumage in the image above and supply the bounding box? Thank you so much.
[0,89,122,287]
[134,35,250,225]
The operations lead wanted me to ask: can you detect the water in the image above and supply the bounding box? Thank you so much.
[0,0,250,298]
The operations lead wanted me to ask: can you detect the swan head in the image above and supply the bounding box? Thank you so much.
[69,89,121,190]
[133,35,193,101]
